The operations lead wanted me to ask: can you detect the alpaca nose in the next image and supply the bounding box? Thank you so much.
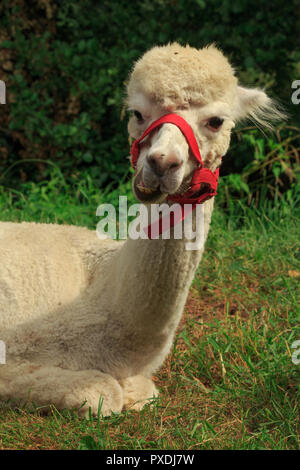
[147,152,183,177]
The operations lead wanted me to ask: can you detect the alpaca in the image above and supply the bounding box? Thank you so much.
[0,43,284,416]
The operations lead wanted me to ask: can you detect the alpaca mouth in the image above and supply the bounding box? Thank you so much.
[133,170,167,203]
[133,170,195,204]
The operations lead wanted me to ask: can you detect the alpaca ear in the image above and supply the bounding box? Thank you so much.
[234,86,286,130]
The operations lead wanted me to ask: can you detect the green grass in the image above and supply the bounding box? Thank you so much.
[0,175,299,450]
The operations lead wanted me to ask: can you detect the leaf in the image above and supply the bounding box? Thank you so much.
[272,165,281,178]
[83,152,93,163]
[78,435,99,450]
[288,270,300,278]
[207,337,220,352]
[1,40,14,48]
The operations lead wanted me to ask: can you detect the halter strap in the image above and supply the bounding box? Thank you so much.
[131,113,204,169]
[130,113,220,238]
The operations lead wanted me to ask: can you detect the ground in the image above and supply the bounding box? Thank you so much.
[0,191,299,449]
[0,178,300,450]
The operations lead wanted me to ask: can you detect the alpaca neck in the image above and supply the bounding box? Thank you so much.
[107,198,214,332]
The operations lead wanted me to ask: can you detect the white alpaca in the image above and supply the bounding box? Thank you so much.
[0,44,284,416]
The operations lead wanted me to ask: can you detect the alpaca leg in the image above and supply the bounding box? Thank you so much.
[0,361,123,417]
[119,375,158,411]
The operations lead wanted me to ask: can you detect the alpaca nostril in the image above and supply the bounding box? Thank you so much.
[147,153,183,177]
[147,154,158,169]
[169,160,183,171]
[147,153,164,176]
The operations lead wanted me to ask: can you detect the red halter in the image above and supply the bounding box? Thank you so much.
[130,113,220,238]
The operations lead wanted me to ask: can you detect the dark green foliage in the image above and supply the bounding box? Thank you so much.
[0,0,299,196]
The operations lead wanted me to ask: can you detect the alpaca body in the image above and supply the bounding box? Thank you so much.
[0,200,212,414]
[0,43,283,415]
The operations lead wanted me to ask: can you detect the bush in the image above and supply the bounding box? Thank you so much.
[0,0,299,198]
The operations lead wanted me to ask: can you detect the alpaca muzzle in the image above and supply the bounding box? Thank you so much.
[131,113,219,204]
[130,113,220,237]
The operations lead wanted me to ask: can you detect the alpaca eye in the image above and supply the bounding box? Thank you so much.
[206,117,224,131]
[133,110,144,123]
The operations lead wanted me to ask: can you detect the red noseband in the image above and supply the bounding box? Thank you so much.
[130,113,219,205]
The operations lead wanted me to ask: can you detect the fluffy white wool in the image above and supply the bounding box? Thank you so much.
[0,43,284,416]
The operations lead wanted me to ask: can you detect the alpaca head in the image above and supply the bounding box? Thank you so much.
[126,43,284,203]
